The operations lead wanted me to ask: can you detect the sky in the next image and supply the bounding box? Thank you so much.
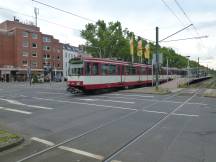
[0,0,215,69]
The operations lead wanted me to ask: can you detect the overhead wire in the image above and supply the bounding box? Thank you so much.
[32,0,96,23]
[0,7,81,32]
[160,0,186,27]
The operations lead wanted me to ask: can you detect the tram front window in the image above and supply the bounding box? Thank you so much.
[68,65,83,76]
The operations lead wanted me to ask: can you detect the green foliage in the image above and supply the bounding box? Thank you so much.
[81,20,214,72]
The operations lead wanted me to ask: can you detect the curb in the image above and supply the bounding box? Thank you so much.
[0,137,24,152]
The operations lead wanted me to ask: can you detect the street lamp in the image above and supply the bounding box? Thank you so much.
[186,56,190,86]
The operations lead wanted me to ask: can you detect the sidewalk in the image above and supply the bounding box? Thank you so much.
[120,77,191,94]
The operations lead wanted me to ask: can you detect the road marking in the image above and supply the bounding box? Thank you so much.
[0,106,32,114]
[31,137,104,160]
[0,98,25,105]
[31,137,55,146]
[0,98,53,110]
[59,146,104,160]
[142,110,168,114]
[38,92,66,95]
[108,93,154,98]
[111,160,122,162]
[26,105,53,110]
[79,98,135,104]
[33,97,137,111]
[103,90,199,162]
[172,113,199,117]
[18,111,137,162]
[99,95,206,105]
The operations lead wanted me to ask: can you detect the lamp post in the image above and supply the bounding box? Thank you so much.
[186,56,190,86]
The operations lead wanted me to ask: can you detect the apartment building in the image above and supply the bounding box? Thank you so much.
[0,20,63,82]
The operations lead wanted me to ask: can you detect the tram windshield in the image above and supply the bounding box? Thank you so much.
[68,58,83,76]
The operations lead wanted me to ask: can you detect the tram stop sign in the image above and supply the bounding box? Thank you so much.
[152,53,163,65]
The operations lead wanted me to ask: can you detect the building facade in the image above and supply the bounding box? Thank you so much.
[63,44,79,80]
[0,20,63,82]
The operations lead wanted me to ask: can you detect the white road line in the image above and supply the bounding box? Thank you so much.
[31,137,104,160]
[59,146,104,160]
[0,106,32,115]
[26,105,53,110]
[142,110,168,114]
[79,98,135,104]
[0,98,53,110]
[37,92,66,95]
[31,137,55,146]
[111,160,122,162]
[172,113,199,117]
[99,95,206,105]
[107,93,154,98]
[33,97,137,111]
[0,98,25,105]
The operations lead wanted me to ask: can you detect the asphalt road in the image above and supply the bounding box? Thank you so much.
[0,82,216,162]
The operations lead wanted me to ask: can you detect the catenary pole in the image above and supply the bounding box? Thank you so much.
[155,27,159,90]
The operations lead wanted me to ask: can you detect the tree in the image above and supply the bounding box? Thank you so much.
[81,20,130,59]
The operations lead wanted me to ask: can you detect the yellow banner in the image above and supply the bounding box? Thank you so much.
[137,39,142,57]
[144,44,150,59]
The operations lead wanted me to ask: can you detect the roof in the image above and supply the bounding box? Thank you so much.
[63,44,79,52]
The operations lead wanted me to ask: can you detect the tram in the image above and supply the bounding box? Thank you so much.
[67,57,186,93]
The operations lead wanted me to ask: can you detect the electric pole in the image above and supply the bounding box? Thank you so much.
[155,27,159,90]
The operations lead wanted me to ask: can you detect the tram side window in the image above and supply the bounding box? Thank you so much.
[141,67,146,75]
[109,64,116,75]
[92,63,99,75]
[85,63,91,75]
[131,67,136,75]
[102,64,109,75]
[117,65,121,75]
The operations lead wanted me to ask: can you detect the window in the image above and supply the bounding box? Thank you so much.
[57,56,60,60]
[32,43,37,48]
[31,61,37,68]
[22,40,29,47]
[43,46,51,51]
[57,63,60,67]
[57,49,60,53]
[141,67,146,75]
[22,31,28,37]
[102,64,109,75]
[32,51,37,57]
[22,51,28,57]
[44,54,50,59]
[32,33,38,39]
[43,36,51,42]
[85,63,91,75]
[125,66,135,75]
[22,60,28,66]
[92,63,99,75]
[109,65,116,75]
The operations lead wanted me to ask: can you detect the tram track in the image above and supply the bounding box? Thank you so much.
[16,89,191,162]
[102,88,200,162]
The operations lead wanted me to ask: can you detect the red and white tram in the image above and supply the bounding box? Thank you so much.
[67,57,186,93]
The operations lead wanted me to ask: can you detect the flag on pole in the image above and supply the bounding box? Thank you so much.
[137,37,142,57]
[144,43,150,59]
[130,35,134,56]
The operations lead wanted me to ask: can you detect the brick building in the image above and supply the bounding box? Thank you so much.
[0,20,63,82]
